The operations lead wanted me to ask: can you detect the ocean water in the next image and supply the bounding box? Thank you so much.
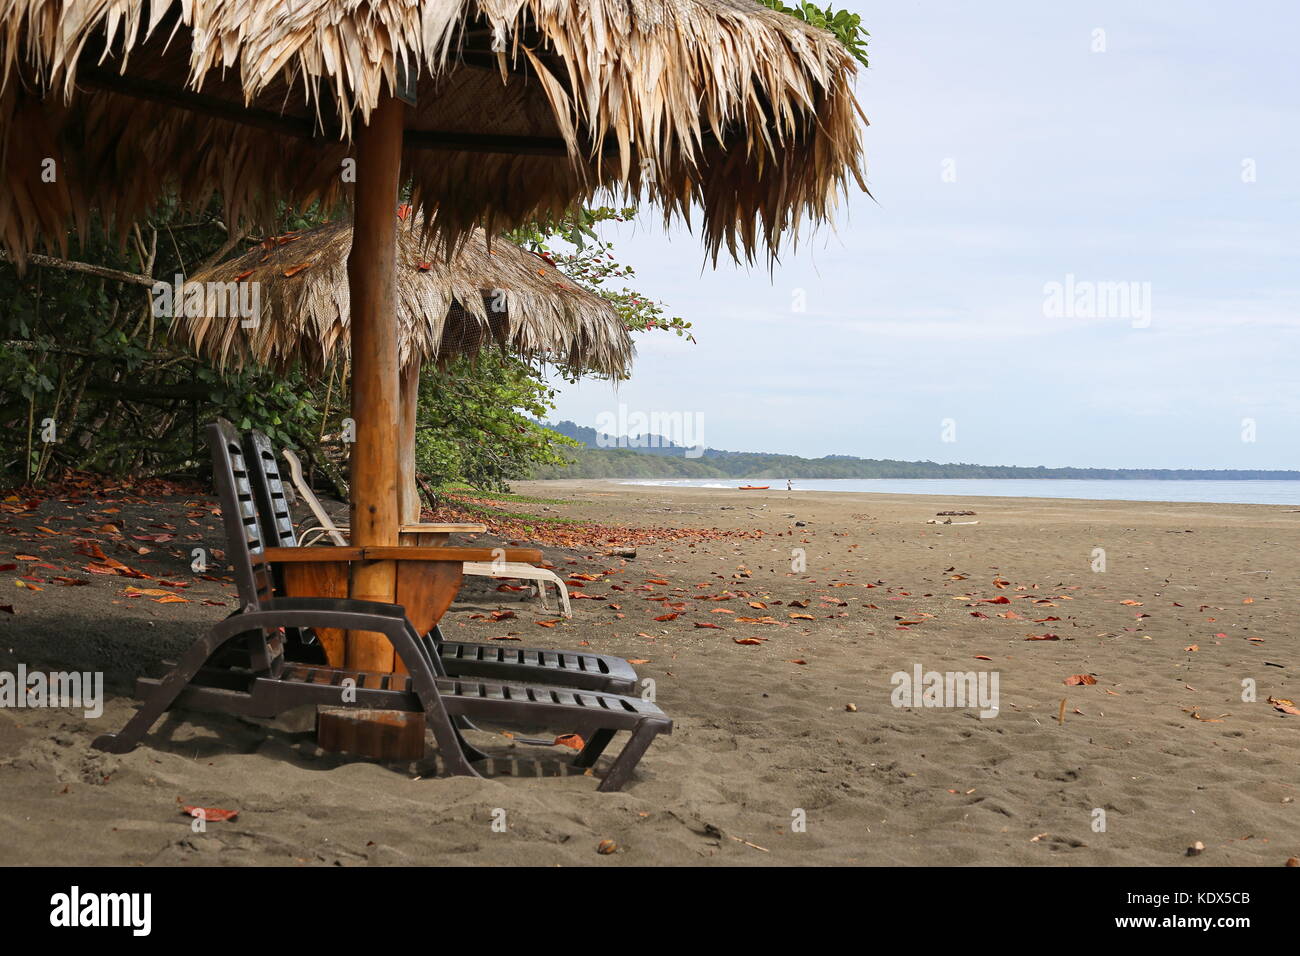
[617,478,1300,506]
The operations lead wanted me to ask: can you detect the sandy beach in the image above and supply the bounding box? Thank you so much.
[1,479,1296,866]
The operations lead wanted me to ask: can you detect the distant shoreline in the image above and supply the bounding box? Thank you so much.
[561,477,1300,507]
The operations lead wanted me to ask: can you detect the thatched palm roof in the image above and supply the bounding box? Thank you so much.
[0,0,867,265]
[175,215,633,378]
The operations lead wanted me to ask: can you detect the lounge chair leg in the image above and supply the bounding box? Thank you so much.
[451,723,490,762]
[572,727,616,768]
[92,628,228,754]
[391,622,482,780]
[596,719,668,793]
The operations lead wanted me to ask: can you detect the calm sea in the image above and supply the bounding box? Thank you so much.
[618,478,1300,506]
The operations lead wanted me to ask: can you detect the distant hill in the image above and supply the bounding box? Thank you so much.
[532,421,1300,480]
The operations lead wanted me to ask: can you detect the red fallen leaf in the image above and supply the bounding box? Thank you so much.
[536,619,563,627]
[397,203,412,221]
[0,564,15,572]
[748,601,767,609]
[627,659,650,665]
[488,610,516,621]
[733,637,766,645]
[1268,696,1300,716]
[1033,616,1061,623]
[982,596,1011,604]
[1184,644,1199,652]
[974,655,993,661]
[14,554,38,561]
[1243,597,1255,604]
[416,260,432,271]
[1119,599,1143,606]
[693,621,723,629]
[1025,634,1060,641]
[553,733,585,750]
[789,613,815,620]
[969,611,989,619]
[181,805,238,823]
[788,599,810,608]
[997,611,1024,620]
[73,540,106,559]
[282,262,311,278]
[233,268,255,281]
[786,659,808,665]
[496,583,529,592]
[653,613,679,622]
[154,594,190,604]
[51,576,89,586]
[201,600,228,607]
[1064,674,1097,686]
[645,578,669,585]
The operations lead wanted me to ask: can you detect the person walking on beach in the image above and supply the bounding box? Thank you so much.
[786,479,793,491]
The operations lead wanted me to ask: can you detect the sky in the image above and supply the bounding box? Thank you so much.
[547,0,1300,471]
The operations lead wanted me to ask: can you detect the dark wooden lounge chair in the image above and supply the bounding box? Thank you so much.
[90,421,672,792]
[240,428,641,695]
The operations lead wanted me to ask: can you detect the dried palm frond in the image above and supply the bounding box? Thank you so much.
[0,0,867,265]
[174,215,632,379]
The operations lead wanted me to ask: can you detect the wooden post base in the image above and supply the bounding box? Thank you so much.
[317,708,426,761]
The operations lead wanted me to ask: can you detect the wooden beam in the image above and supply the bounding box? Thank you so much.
[346,91,405,674]
[76,67,614,158]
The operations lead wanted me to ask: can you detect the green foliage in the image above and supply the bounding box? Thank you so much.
[0,198,336,484]
[413,352,579,491]
[507,206,694,355]
[760,0,870,69]
[0,200,686,493]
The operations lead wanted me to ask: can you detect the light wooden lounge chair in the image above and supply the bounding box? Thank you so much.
[90,420,671,792]
[281,448,572,617]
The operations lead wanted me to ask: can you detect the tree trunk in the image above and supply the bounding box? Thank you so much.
[398,358,422,524]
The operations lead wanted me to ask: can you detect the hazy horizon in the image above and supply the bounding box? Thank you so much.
[545,419,1299,474]
[546,0,1299,472]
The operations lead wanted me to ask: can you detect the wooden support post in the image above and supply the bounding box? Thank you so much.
[346,91,405,673]
[398,358,422,525]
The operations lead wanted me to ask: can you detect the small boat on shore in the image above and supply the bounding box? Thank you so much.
[738,485,769,490]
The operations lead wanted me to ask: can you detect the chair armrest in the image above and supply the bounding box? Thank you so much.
[361,546,542,564]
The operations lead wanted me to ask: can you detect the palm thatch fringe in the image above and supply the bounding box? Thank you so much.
[175,216,633,379]
[0,0,867,265]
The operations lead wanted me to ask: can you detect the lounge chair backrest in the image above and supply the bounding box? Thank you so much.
[281,448,350,546]
[207,419,275,611]
[242,431,299,549]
